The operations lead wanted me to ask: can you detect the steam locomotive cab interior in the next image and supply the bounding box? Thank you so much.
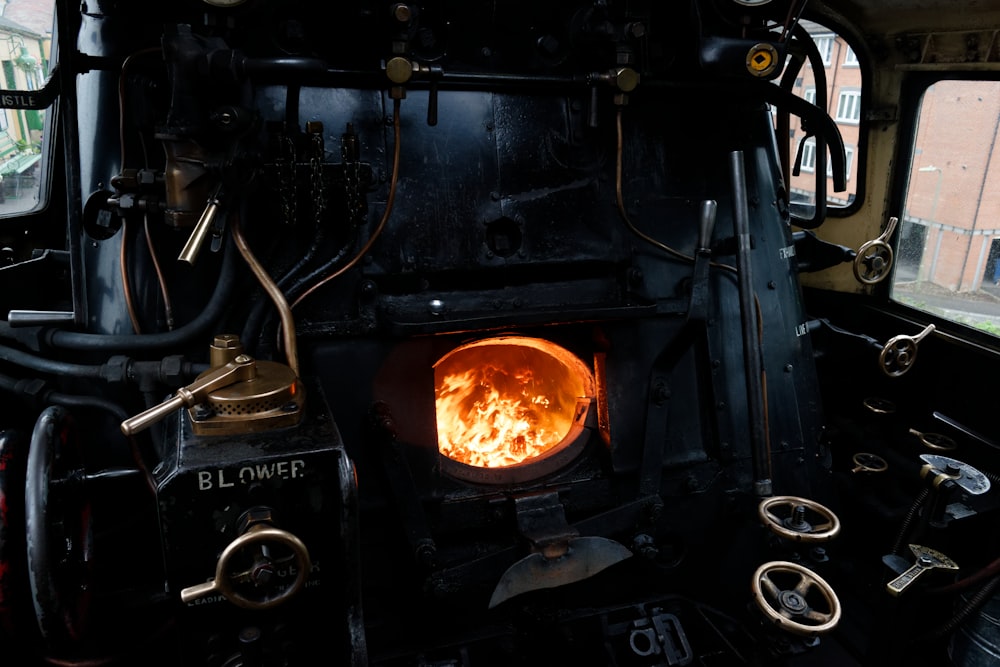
[1,0,999,665]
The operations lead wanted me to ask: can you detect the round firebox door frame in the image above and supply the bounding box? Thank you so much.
[433,336,597,485]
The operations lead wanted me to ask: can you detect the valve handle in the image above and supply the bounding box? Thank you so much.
[120,355,257,435]
[879,324,935,377]
[853,216,898,284]
[886,544,958,597]
[180,523,311,610]
[178,185,224,265]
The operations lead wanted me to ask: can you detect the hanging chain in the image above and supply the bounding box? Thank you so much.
[342,123,363,225]
[309,125,327,229]
[277,133,297,226]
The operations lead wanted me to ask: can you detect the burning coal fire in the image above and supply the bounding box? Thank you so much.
[434,337,594,468]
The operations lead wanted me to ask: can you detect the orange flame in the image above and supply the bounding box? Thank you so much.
[434,337,593,468]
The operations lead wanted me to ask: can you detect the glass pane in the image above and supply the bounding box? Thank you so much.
[891,80,1000,336]
[0,0,55,217]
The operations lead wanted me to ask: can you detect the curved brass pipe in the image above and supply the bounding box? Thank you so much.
[231,213,300,377]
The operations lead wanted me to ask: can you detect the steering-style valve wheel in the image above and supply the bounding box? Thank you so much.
[180,522,311,610]
[879,324,936,377]
[752,560,842,637]
[758,495,841,543]
[908,428,957,451]
[853,216,898,285]
[852,452,889,473]
[25,406,95,643]
[854,216,899,285]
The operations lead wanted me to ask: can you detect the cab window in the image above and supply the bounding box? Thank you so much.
[891,79,1000,337]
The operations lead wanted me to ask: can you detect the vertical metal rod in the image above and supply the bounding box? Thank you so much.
[729,150,772,496]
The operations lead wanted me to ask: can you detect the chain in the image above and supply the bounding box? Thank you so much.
[310,130,326,228]
[342,124,363,225]
[277,134,297,226]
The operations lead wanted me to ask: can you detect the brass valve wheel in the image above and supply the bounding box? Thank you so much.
[879,324,935,378]
[853,216,898,285]
[180,523,311,610]
[758,496,841,543]
[752,560,842,637]
[908,428,957,452]
[862,396,896,415]
[852,452,888,473]
[853,239,893,284]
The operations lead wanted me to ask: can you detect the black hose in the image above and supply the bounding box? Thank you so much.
[0,372,17,393]
[45,391,130,422]
[0,372,127,421]
[38,234,240,353]
[921,574,1000,644]
[241,223,329,355]
[892,487,931,555]
[251,241,354,357]
[0,344,105,378]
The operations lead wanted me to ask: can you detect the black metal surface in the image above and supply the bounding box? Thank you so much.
[0,2,996,666]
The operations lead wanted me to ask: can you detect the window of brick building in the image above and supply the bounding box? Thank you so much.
[835,90,862,123]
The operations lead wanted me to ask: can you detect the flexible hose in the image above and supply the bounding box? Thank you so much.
[891,487,931,555]
[0,345,104,378]
[930,555,1000,595]
[28,233,240,352]
[290,96,402,310]
[920,574,1000,644]
[240,209,331,354]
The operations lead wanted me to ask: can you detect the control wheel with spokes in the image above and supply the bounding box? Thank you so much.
[758,496,841,543]
[180,522,311,610]
[751,560,842,637]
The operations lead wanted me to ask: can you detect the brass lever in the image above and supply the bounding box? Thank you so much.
[120,355,257,436]
[178,185,223,265]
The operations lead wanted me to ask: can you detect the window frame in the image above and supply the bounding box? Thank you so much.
[880,71,1000,347]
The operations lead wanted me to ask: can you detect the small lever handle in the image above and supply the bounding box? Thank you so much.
[179,523,311,610]
[120,355,256,435]
[697,199,718,253]
[178,186,224,265]
[886,544,957,596]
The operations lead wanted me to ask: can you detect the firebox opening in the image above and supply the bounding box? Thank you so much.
[433,336,596,480]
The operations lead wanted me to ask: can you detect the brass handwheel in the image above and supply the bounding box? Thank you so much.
[758,496,841,543]
[853,240,893,284]
[879,324,935,377]
[752,560,842,637]
[908,428,957,451]
[862,396,896,415]
[853,216,898,285]
[180,523,311,610]
[852,452,888,473]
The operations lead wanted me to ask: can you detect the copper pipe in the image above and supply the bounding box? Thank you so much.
[143,213,174,329]
[231,213,300,378]
[614,108,736,274]
[119,48,174,332]
[291,96,402,309]
[119,220,142,333]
